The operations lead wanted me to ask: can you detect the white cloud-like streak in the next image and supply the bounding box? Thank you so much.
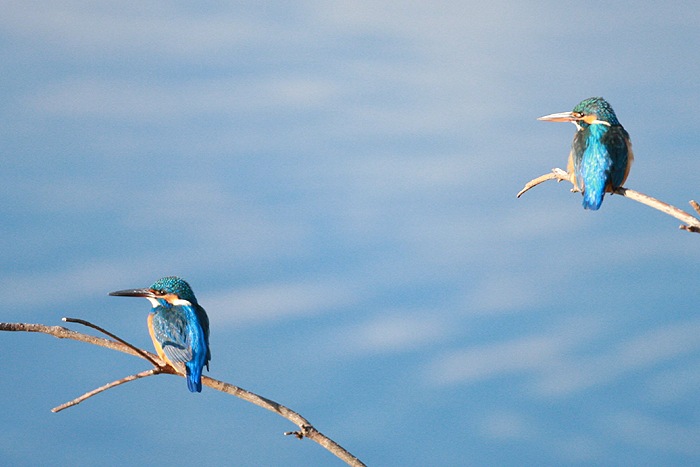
[206,278,359,327]
[427,317,700,397]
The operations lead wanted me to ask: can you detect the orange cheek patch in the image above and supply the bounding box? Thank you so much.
[582,114,598,124]
[162,293,179,304]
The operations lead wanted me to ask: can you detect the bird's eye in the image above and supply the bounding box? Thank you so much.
[154,289,165,296]
[574,112,584,118]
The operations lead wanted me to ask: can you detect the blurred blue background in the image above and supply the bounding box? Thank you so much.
[2,2,699,465]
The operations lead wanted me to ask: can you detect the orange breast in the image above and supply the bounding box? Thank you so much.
[147,313,172,366]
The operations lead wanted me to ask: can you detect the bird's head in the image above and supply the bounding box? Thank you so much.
[109,276,198,308]
[538,97,620,130]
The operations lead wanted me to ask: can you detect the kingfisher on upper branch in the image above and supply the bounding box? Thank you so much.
[110,276,211,393]
[538,97,633,210]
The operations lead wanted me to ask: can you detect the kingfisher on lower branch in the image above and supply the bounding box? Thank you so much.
[538,97,633,210]
[110,276,211,393]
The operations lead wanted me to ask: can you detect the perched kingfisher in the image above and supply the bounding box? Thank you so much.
[538,97,633,210]
[110,276,211,393]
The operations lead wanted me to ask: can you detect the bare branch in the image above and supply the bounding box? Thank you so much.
[518,168,700,233]
[516,168,571,198]
[0,322,146,358]
[1,321,366,467]
[203,377,366,467]
[613,188,700,232]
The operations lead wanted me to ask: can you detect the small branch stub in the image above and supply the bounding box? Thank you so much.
[285,425,313,440]
[690,200,700,216]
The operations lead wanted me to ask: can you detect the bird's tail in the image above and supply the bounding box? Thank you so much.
[185,361,203,393]
[582,188,604,210]
[581,169,608,211]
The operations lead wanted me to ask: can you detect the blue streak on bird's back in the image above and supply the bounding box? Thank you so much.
[578,123,613,210]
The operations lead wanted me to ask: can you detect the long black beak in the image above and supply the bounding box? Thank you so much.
[109,288,156,298]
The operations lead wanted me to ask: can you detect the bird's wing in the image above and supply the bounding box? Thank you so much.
[195,304,211,369]
[602,125,632,188]
[570,131,588,192]
[151,307,193,364]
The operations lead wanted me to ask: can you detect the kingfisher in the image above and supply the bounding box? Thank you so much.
[538,97,633,210]
[110,276,211,393]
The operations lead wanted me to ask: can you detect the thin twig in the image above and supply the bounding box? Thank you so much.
[0,321,366,467]
[518,168,700,233]
[52,369,161,413]
[63,317,161,367]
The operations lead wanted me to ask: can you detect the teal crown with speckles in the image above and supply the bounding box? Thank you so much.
[573,97,620,125]
[150,276,198,304]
